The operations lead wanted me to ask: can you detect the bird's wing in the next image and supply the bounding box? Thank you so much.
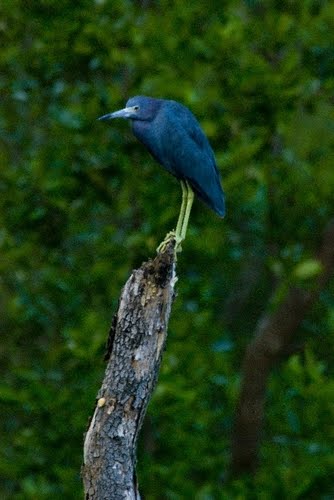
[164,104,225,216]
[169,101,219,173]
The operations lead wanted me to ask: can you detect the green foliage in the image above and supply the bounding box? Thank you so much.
[1,0,334,498]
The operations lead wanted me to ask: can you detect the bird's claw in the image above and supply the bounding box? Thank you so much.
[156,231,183,255]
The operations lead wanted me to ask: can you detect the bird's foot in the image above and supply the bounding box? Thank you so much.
[156,231,183,255]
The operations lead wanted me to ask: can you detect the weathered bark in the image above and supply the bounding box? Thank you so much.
[82,242,177,499]
[231,220,334,475]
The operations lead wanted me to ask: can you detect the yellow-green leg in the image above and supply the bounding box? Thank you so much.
[156,180,194,255]
[180,181,194,241]
[175,180,188,240]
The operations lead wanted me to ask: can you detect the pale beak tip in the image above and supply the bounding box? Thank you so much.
[97,113,111,121]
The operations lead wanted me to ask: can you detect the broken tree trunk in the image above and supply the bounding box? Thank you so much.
[82,242,177,499]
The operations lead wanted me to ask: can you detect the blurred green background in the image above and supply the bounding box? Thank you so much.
[1,0,334,498]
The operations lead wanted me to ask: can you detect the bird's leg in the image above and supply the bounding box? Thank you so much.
[180,181,194,241]
[174,180,188,246]
[156,181,187,255]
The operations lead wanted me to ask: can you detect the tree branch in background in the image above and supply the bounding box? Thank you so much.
[82,242,177,499]
[231,219,334,475]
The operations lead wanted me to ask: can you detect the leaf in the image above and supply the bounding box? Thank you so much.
[293,259,323,280]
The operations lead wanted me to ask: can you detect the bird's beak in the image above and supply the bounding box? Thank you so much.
[98,106,136,121]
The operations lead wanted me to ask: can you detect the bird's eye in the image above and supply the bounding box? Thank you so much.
[134,105,140,111]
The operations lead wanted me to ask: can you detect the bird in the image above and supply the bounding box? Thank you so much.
[98,96,225,253]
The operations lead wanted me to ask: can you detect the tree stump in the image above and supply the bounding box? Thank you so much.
[82,242,177,499]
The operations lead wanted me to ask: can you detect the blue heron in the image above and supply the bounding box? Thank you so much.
[98,96,225,252]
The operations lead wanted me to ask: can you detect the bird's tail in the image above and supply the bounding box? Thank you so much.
[191,179,225,217]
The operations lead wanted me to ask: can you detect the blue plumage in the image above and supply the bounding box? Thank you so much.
[98,96,225,252]
[99,96,225,217]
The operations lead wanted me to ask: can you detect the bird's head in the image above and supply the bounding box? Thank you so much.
[98,96,161,123]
